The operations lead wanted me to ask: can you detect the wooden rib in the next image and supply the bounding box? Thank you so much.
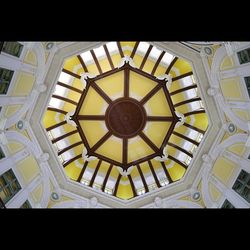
[124,67,130,98]
[103,44,114,69]
[137,164,149,192]
[165,57,178,74]
[57,81,83,94]
[170,84,197,96]
[160,120,177,151]
[58,141,82,156]
[77,55,88,72]
[91,67,124,81]
[123,138,128,165]
[174,97,201,108]
[62,68,81,79]
[151,51,166,75]
[77,115,105,120]
[52,95,78,106]
[162,85,176,114]
[128,175,137,197]
[140,84,162,105]
[130,41,139,58]
[113,174,122,196]
[101,164,113,191]
[91,81,112,104]
[168,155,188,169]
[89,160,102,187]
[63,153,82,168]
[46,120,67,132]
[184,109,205,117]
[90,49,103,74]
[139,44,153,70]
[117,42,124,57]
[77,161,89,182]
[168,142,193,158]
[160,162,173,183]
[47,107,67,115]
[90,131,112,152]
[139,132,159,152]
[172,131,199,146]
[74,120,91,151]
[172,71,193,82]
[183,122,206,134]
[148,160,161,188]
[147,116,173,122]
[52,129,78,144]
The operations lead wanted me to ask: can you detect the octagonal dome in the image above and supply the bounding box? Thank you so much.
[42,42,208,200]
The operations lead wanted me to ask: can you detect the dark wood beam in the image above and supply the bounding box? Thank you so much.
[103,44,114,69]
[113,174,122,196]
[162,85,176,115]
[52,95,78,106]
[140,84,162,105]
[174,97,201,108]
[160,162,173,183]
[101,164,113,191]
[128,175,137,197]
[77,115,105,120]
[89,160,102,187]
[139,44,153,70]
[90,67,124,82]
[91,81,112,104]
[147,116,173,122]
[62,68,81,79]
[77,161,89,182]
[117,42,124,57]
[139,132,159,153]
[170,84,197,96]
[47,107,67,115]
[74,83,91,116]
[165,57,178,74]
[46,120,67,132]
[74,119,91,151]
[130,41,139,59]
[123,138,128,165]
[58,141,82,156]
[168,142,193,158]
[172,71,193,82]
[52,129,78,144]
[168,155,188,169]
[90,131,112,152]
[77,55,88,73]
[91,152,122,168]
[137,164,149,192]
[184,109,206,117]
[183,122,206,134]
[90,49,103,74]
[57,81,83,94]
[151,51,166,75]
[63,153,82,168]
[148,160,161,188]
[172,131,199,146]
[124,67,130,98]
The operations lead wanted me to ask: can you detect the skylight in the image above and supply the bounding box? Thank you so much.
[149,46,162,60]
[93,46,106,58]
[80,51,93,64]
[137,42,150,54]
[106,42,118,53]
[58,72,72,84]
[161,51,174,65]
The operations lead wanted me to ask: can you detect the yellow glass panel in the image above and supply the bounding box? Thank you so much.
[142,58,155,74]
[116,183,134,200]
[128,136,154,163]
[111,54,122,68]
[72,78,83,90]
[95,135,123,163]
[139,161,151,175]
[174,58,193,75]
[87,159,100,169]
[85,62,99,76]
[133,54,143,68]
[79,87,109,115]
[96,71,124,100]
[154,64,167,78]
[130,166,140,178]
[188,113,209,131]
[43,111,62,128]
[144,88,171,116]
[63,56,80,72]
[143,121,172,148]
[129,71,157,101]
[73,144,84,156]
[98,161,111,174]
[79,121,108,148]
[98,58,112,73]
[168,163,186,181]
[150,158,165,170]
[120,41,136,48]
[67,132,81,145]
[64,162,82,181]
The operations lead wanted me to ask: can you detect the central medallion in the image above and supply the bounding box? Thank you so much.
[106,98,146,138]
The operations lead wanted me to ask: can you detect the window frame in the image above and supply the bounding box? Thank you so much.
[0,42,24,59]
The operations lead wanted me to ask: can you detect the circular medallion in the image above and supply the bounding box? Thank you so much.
[105,98,146,138]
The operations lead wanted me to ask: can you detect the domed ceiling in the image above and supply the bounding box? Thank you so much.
[42,42,208,200]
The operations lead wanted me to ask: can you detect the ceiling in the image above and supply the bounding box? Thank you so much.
[42,42,208,200]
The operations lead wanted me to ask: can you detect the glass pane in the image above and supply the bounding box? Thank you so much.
[0,190,7,203]
[20,200,32,208]
[233,180,243,193]
[11,180,21,193]
[237,49,250,64]
[0,67,14,94]
[2,42,23,57]
[221,199,234,209]
[238,170,247,181]
[0,146,5,159]
[4,170,15,182]
[0,176,7,187]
